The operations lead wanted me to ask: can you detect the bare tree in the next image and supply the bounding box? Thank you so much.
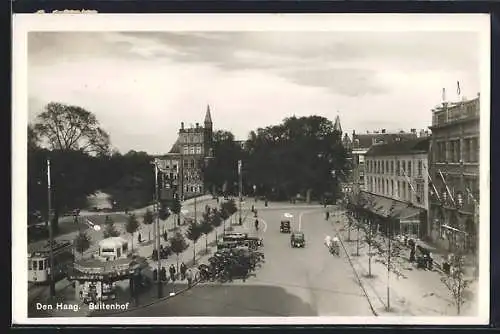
[441,253,472,315]
[32,102,110,155]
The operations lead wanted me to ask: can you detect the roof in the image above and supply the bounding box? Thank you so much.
[99,237,128,249]
[365,137,430,157]
[333,115,342,133]
[352,133,418,149]
[168,137,181,154]
[204,104,212,124]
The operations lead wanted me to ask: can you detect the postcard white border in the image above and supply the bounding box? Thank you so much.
[12,13,491,326]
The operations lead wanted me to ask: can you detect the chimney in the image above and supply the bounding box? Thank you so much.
[196,123,199,128]
[181,122,184,130]
[381,129,386,134]
[411,128,416,134]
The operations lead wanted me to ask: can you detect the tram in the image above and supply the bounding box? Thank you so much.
[28,240,74,284]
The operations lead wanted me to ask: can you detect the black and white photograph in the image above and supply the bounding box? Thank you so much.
[12,14,490,325]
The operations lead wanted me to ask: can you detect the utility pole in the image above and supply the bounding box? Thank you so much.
[238,160,242,225]
[47,159,56,298]
[154,160,163,299]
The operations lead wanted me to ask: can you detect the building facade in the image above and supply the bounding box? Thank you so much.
[428,94,480,254]
[350,130,420,196]
[160,106,214,199]
[364,137,430,238]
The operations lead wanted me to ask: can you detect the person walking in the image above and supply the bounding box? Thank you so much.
[180,262,187,280]
[186,268,194,287]
[169,264,176,283]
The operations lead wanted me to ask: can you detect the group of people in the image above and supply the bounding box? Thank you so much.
[153,262,195,287]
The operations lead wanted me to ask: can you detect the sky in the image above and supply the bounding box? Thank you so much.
[28,30,480,155]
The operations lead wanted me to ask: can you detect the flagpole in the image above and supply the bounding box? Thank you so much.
[47,159,56,298]
[438,169,456,206]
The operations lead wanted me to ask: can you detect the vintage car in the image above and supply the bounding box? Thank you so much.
[217,240,240,250]
[290,232,305,248]
[280,220,291,233]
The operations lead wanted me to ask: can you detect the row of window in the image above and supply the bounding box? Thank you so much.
[435,138,479,163]
[366,176,424,204]
[183,145,203,155]
[185,185,202,193]
[366,159,424,178]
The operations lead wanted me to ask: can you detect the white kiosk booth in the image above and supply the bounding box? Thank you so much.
[98,237,129,261]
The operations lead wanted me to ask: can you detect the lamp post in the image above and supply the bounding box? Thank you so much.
[152,160,163,299]
[47,159,56,298]
[238,160,242,225]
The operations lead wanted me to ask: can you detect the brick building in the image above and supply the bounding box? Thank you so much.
[159,105,214,200]
[428,94,480,254]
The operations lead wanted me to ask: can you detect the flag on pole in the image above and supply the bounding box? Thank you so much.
[438,169,456,206]
[457,81,461,96]
[442,87,446,102]
[401,167,416,194]
[425,167,441,202]
[238,160,242,175]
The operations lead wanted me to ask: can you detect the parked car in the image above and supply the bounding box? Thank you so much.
[290,232,305,248]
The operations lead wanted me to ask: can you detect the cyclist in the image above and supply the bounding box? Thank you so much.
[254,219,259,230]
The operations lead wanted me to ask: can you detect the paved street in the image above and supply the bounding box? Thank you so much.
[114,204,375,317]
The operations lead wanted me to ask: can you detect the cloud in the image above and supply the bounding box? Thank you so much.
[27,30,481,154]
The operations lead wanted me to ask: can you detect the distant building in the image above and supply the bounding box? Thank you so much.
[428,94,480,254]
[160,105,214,199]
[364,137,430,238]
[350,129,420,195]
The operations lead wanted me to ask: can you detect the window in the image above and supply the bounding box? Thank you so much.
[390,161,394,175]
[386,179,389,195]
[402,161,406,176]
[183,146,189,154]
[418,160,423,177]
[28,260,33,270]
[397,181,401,198]
[189,146,195,155]
[33,260,38,270]
[402,183,406,200]
[408,161,412,177]
[391,180,394,197]
[396,161,400,176]
[195,145,202,154]
[386,161,389,174]
[190,159,195,168]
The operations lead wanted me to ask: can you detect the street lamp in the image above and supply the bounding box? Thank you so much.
[46,159,56,298]
[151,160,163,299]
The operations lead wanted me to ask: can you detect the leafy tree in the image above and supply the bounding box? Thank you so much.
[74,230,91,255]
[244,115,349,201]
[169,232,188,273]
[159,203,171,221]
[143,209,154,241]
[441,253,472,315]
[126,213,140,251]
[32,102,110,154]
[29,102,111,232]
[210,209,223,243]
[103,215,120,238]
[200,213,214,253]
[185,221,202,264]
[202,130,244,195]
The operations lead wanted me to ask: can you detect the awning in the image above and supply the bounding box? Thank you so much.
[357,192,406,218]
[397,206,421,224]
[442,224,468,234]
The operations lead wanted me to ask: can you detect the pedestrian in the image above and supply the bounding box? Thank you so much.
[251,205,255,213]
[428,252,434,270]
[138,232,142,244]
[409,245,416,262]
[186,268,194,287]
[169,264,176,282]
[160,266,167,282]
[254,209,258,218]
[180,262,187,280]
[325,211,330,220]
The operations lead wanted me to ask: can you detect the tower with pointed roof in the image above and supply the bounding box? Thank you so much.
[204,104,213,157]
[333,114,342,135]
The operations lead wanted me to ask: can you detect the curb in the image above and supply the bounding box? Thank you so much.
[335,231,379,317]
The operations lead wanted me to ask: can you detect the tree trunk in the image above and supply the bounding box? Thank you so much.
[131,233,134,251]
[148,226,151,241]
[205,234,208,252]
[176,254,179,273]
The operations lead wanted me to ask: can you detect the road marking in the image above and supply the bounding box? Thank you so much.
[260,218,268,233]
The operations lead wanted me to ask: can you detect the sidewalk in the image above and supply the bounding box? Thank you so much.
[333,212,478,316]
[31,203,236,318]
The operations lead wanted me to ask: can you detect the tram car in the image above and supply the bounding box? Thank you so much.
[28,240,74,284]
